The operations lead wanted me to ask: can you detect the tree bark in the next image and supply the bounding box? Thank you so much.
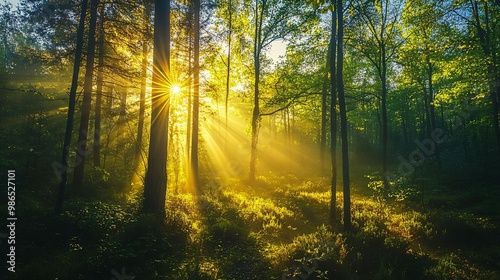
[381,45,389,188]
[135,41,148,164]
[250,0,263,182]
[94,6,105,167]
[337,0,351,231]
[472,0,500,155]
[321,35,331,175]
[143,0,170,215]
[329,0,338,225]
[186,27,192,174]
[120,88,127,120]
[191,0,200,189]
[135,3,151,165]
[427,57,441,170]
[54,0,88,214]
[72,0,99,189]
[225,0,233,151]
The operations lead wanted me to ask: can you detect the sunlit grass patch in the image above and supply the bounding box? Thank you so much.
[176,260,220,280]
[263,225,347,268]
[296,190,330,204]
[222,190,296,233]
[166,194,206,241]
[425,252,485,280]
[386,211,433,241]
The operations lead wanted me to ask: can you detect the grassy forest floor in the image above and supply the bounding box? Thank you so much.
[4,171,500,280]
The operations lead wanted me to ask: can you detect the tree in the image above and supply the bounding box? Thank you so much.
[401,0,447,170]
[328,0,338,224]
[143,0,171,214]
[72,0,99,189]
[337,0,351,230]
[93,4,105,167]
[190,0,200,188]
[249,0,315,182]
[225,0,233,149]
[468,0,500,155]
[350,0,405,187]
[135,2,153,167]
[54,0,88,214]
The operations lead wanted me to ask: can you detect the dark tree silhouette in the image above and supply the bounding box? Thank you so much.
[143,0,171,214]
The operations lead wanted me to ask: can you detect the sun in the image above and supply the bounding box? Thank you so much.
[171,84,182,96]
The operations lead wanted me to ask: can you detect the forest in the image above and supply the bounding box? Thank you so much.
[0,0,499,279]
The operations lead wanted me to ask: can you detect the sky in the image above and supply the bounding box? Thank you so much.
[269,39,287,63]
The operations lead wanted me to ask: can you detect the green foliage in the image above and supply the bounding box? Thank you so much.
[367,173,419,202]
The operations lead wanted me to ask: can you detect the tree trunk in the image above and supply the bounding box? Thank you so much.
[106,84,113,110]
[337,0,351,231]
[94,6,105,167]
[72,0,99,189]
[472,0,500,155]
[487,65,500,154]
[427,58,441,170]
[135,41,148,164]
[250,0,262,182]
[54,0,88,214]
[381,46,389,188]
[190,0,200,189]
[186,28,192,177]
[143,0,170,215]
[120,88,127,120]
[329,1,338,225]
[225,0,232,151]
[320,38,330,175]
[136,3,151,166]
[423,82,431,137]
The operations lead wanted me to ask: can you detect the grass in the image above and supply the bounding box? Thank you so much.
[3,169,500,279]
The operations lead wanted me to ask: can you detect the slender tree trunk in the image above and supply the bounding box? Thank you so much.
[427,58,441,170]
[225,0,232,151]
[337,0,351,231]
[191,0,200,189]
[135,41,148,164]
[72,0,99,189]
[250,0,262,182]
[381,46,389,188]
[329,1,338,225]
[94,6,105,167]
[120,88,127,120]
[54,0,88,214]
[320,39,331,175]
[487,66,500,154]
[472,0,500,155]
[423,82,431,136]
[143,0,170,215]
[136,3,151,165]
[106,85,113,110]
[186,29,192,174]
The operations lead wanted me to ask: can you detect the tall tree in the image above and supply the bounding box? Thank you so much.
[135,2,152,166]
[329,0,338,224]
[93,4,105,167]
[143,0,170,214]
[54,0,88,214]
[225,0,233,150]
[350,0,404,187]
[469,0,500,155]
[401,0,446,170]
[191,0,200,188]
[72,0,99,189]
[249,0,315,181]
[337,0,350,230]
